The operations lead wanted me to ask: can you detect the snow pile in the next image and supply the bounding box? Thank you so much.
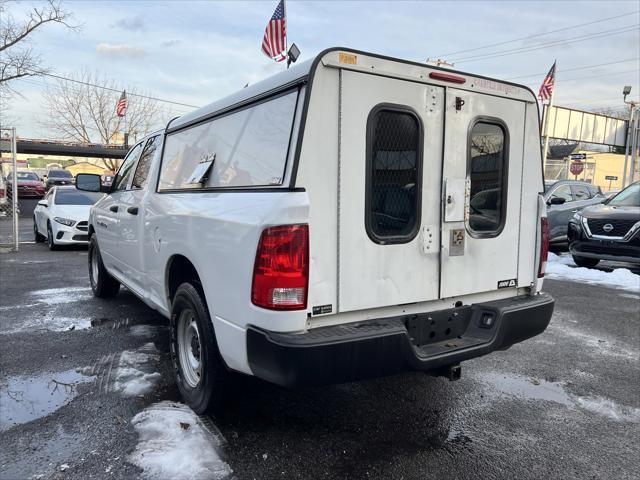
[129,402,231,480]
[112,344,162,396]
[546,253,640,292]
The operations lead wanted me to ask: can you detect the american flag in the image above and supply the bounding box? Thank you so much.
[116,90,127,117]
[261,0,287,62]
[538,62,556,103]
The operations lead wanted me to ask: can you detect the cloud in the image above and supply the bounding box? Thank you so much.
[113,15,145,31]
[96,43,146,59]
[160,39,181,48]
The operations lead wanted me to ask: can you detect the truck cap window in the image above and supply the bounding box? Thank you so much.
[468,121,507,236]
[366,106,422,244]
[159,90,298,190]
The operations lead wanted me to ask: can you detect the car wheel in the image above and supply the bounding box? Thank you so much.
[88,236,120,298]
[34,219,45,243]
[47,223,59,251]
[572,255,600,268]
[170,282,230,415]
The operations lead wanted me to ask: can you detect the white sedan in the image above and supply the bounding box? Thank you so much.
[33,186,104,250]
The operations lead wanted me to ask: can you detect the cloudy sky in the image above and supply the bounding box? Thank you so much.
[4,0,640,139]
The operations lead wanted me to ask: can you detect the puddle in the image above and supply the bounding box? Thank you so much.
[130,324,169,338]
[0,369,94,432]
[91,317,132,329]
[477,372,573,406]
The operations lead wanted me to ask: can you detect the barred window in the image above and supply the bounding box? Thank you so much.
[366,106,422,244]
[468,121,507,235]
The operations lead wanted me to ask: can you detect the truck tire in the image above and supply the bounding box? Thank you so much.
[88,236,120,298]
[572,255,600,268]
[170,282,229,414]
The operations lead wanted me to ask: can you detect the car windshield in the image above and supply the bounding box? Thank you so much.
[49,170,73,178]
[55,189,103,205]
[608,183,640,207]
[10,172,39,181]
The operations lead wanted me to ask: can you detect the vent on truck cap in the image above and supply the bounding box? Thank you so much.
[251,224,309,310]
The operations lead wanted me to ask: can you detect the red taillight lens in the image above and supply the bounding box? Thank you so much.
[538,217,549,278]
[251,224,309,310]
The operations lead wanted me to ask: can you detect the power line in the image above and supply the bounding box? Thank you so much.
[431,10,639,58]
[1,63,200,109]
[505,58,640,80]
[451,24,639,63]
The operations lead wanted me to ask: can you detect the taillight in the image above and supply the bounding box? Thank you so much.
[538,217,549,278]
[251,224,309,310]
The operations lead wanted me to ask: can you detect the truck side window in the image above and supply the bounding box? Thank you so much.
[132,136,160,190]
[113,143,143,192]
[366,106,422,244]
[468,121,507,235]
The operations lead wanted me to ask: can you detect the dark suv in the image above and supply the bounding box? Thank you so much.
[45,169,75,191]
[568,182,640,267]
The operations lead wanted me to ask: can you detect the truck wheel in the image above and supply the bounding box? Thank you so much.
[572,255,600,268]
[34,219,45,243]
[170,282,229,414]
[88,236,120,298]
[47,223,59,251]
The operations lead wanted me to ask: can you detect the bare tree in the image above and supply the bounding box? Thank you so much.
[0,0,78,90]
[43,71,162,170]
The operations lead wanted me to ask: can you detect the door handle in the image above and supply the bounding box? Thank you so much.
[127,206,139,215]
[109,205,119,213]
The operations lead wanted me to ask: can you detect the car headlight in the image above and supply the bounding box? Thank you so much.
[572,211,583,221]
[54,217,76,227]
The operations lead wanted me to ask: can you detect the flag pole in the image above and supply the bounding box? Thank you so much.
[541,78,555,176]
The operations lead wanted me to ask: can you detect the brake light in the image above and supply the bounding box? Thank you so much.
[251,224,309,310]
[429,72,466,84]
[538,217,549,278]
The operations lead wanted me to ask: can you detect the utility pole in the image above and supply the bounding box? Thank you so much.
[426,58,455,68]
[622,85,636,188]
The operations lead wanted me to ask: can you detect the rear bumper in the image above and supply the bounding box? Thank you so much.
[247,293,554,387]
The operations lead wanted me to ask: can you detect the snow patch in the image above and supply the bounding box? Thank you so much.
[574,396,640,423]
[3,315,92,334]
[546,253,640,292]
[547,322,638,361]
[129,401,231,480]
[30,286,92,305]
[112,344,162,396]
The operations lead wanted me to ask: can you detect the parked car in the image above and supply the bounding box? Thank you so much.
[5,171,45,198]
[33,186,104,250]
[44,168,75,191]
[568,182,640,267]
[76,48,554,414]
[544,180,604,246]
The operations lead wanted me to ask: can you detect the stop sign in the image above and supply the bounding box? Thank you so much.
[570,160,584,176]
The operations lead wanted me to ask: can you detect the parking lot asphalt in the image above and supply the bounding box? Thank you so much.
[1,244,639,480]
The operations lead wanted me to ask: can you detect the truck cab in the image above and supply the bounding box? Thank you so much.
[77,48,554,414]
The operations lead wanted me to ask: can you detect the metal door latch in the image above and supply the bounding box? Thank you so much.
[455,97,465,111]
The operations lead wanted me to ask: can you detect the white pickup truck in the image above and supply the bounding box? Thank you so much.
[76,48,554,413]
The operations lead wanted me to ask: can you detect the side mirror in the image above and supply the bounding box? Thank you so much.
[38,200,48,207]
[548,197,566,205]
[76,173,102,192]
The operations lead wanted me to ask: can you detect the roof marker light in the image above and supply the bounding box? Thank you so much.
[429,72,466,84]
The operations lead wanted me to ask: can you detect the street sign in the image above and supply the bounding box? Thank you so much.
[570,153,587,160]
[605,175,618,181]
[570,160,584,176]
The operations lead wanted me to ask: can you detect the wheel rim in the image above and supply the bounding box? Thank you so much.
[177,309,202,388]
[91,245,99,286]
